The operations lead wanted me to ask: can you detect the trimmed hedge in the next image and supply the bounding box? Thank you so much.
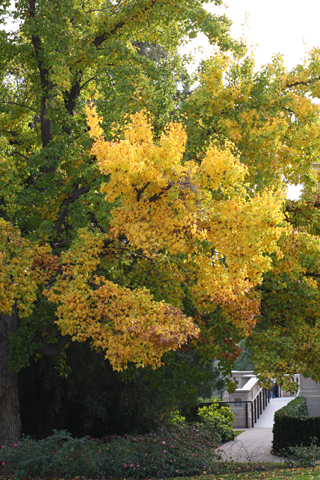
[272,396,320,453]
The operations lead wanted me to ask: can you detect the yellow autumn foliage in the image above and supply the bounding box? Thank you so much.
[83,105,286,341]
[0,219,38,318]
[44,229,199,370]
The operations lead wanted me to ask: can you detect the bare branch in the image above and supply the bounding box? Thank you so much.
[0,101,37,113]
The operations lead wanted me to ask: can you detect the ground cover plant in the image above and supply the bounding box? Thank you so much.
[178,468,320,479]
[0,426,223,479]
[2,461,320,480]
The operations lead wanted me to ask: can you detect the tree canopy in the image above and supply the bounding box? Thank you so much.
[2,0,320,444]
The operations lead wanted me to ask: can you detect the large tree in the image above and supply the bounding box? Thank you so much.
[182,50,320,391]
[3,0,320,445]
[0,0,286,445]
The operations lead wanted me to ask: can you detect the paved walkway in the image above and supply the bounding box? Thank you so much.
[219,397,295,463]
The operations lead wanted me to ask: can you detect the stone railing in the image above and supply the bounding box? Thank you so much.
[199,371,300,428]
[222,371,269,428]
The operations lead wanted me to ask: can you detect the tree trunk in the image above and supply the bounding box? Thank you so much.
[0,311,21,445]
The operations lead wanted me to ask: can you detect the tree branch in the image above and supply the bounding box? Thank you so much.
[305,272,320,278]
[134,182,151,201]
[0,101,37,113]
[282,106,295,115]
[40,334,72,356]
[54,184,91,233]
[93,20,125,48]
[64,77,82,114]
[92,0,158,49]
[148,183,172,203]
[286,76,320,89]
[0,199,5,219]
[79,75,99,92]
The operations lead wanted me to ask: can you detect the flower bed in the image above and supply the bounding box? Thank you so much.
[0,425,223,479]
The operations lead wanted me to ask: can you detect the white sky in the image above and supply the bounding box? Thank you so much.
[183,0,320,71]
[181,0,320,200]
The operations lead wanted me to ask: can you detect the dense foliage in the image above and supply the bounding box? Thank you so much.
[2,0,320,445]
[0,0,246,443]
[19,342,221,438]
[283,439,320,468]
[197,401,235,442]
[272,397,316,453]
[0,427,223,479]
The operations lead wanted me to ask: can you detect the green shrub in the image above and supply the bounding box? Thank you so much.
[283,438,320,467]
[0,426,222,479]
[197,400,235,442]
[276,396,308,418]
[0,430,106,479]
[272,396,320,453]
[169,409,186,425]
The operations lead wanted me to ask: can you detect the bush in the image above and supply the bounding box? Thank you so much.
[283,438,320,467]
[0,426,222,479]
[197,400,235,442]
[276,396,308,418]
[169,409,186,425]
[0,430,106,479]
[272,396,320,453]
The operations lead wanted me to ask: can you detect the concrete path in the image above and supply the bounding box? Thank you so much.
[219,397,295,463]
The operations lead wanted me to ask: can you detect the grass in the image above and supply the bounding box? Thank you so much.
[166,466,320,479]
[1,466,320,479]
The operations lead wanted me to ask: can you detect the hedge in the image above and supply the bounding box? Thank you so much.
[272,396,320,453]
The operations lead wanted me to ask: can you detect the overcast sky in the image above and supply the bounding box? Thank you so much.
[183,0,320,71]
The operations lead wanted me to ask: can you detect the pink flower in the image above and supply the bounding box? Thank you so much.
[124,465,127,468]
[2,462,5,466]
[14,444,17,447]
[164,450,167,453]
[171,445,174,448]
[1,446,4,448]
[130,464,134,467]
[52,452,55,455]
[162,441,166,445]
